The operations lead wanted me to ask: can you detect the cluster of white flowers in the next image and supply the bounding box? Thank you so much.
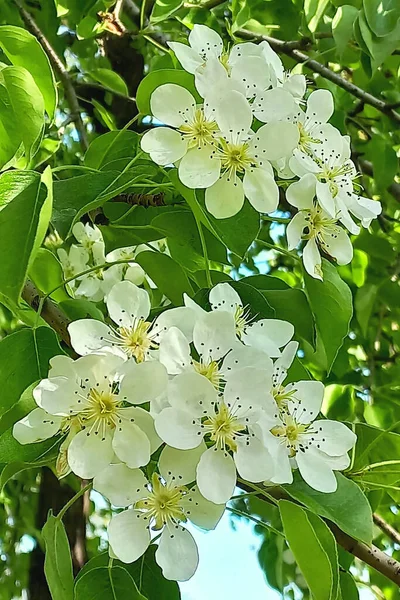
[13,280,356,581]
[140,24,382,280]
[57,222,146,301]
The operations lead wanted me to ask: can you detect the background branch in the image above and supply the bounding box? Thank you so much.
[373,513,400,546]
[13,0,89,151]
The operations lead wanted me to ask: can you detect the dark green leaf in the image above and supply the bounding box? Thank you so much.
[136,69,200,115]
[84,131,139,171]
[284,471,373,545]
[135,251,194,304]
[75,565,146,600]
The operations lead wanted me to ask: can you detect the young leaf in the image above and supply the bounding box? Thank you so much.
[75,565,147,600]
[42,511,74,600]
[0,25,57,118]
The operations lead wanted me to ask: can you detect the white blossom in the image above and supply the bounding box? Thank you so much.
[286,173,353,279]
[94,444,224,581]
[13,352,166,479]
[68,280,196,362]
[155,367,275,503]
[261,377,357,492]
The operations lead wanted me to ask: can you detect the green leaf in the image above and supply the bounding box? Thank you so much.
[84,130,140,171]
[169,171,259,258]
[363,0,400,36]
[307,0,330,32]
[152,209,228,271]
[355,283,378,337]
[351,423,400,488]
[0,82,20,168]
[230,280,275,318]
[304,260,352,372]
[42,511,74,600]
[0,326,62,422]
[358,8,400,68]
[135,251,194,305]
[52,170,141,237]
[29,248,69,303]
[1,65,44,163]
[279,500,337,600]
[75,565,147,600]
[86,68,128,96]
[0,25,57,118]
[0,170,49,304]
[366,137,398,191]
[333,5,359,57]
[339,572,359,599]
[60,299,104,322]
[283,471,373,545]
[136,69,201,115]
[322,384,355,421]
[150,0,183,23]
[76,546,180,600]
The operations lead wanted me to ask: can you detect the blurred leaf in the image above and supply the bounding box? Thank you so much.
[29,248,69,303]
[363,0,400,36]
[332,5,359,57]
[42,512,74,600]
[86,68,128,95]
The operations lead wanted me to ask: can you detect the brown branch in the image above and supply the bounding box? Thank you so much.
[21,280,73,347]
[373,513,400,546]
[13,0,88,151]
[239,482,400,586]
[236,29,400,125]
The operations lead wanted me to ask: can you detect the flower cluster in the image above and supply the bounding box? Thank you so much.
[13,281,356,581]
[57,222,146,301]
[140,24,381,279]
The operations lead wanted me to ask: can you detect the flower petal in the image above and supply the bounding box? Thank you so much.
[193,309,237,360]
[321,226,353,265]
[150,84,195,127]
[235,436,275,482]
[306,89,334,124]
[112,410,151,468]
[230,55,272,98]
[189,24,223,59]
[178,147,220,189]
[33,377,82,416]
[68,429,114,479]
[13,408,62,444]
[153,306,196,343]
[215,90,253,139]
[222,345,272,374]
[243,167,279,213]
[183,486,225,529]
[196,447,236,503]
[119,360,168,405]
[159,327,191,375]
[205,174,244,219]
[286,212,309,251]
[311,420,357,456]
[158,443,207,485]
[168,371,217,416]
[108,509,150,563]
[107,280,150,327]
[68,319,115,356]
[286,173,316,209]
[141,127,187,166]
[303,238,322,281]
[283,74,306,99]
[242,319,294,357]
[168,41,203,74]
[252,87,298,123]
[156,526,198,581]
[286,380,324,423]
[251,122,299,161]
[155,407,203,450]
[296,445,337,493]
[224,367,275,412]
[315,180,336,217]
[122,406,162,453]
[93,463,148,507]
[209,282,242,312]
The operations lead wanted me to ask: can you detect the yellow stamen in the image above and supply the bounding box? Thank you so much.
[136,473,187,530]
[179,108,218,149]
[203,403,246,452]
[192,359,220,388]
[118,319,155,362]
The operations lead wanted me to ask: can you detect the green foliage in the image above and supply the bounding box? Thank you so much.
[42,511,74,600]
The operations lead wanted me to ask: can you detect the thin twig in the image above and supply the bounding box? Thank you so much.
[236,29,400,125]
[373,513,400,546]
[13,0,88,151]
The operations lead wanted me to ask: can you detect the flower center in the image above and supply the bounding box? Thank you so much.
[81,388,122,428]
[317,162,354,197]
[117,319,155,362]
[233,304,250,337]
[179,108,218,149]
[192,359,220,388]
[219,140,255,179]
[271,415,308,457]
[136,474,187,530]
[298,122,321,153]
[273,385,297,410]
[203,403,246,452]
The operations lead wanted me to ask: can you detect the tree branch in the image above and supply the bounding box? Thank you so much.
[373,513,400,546]
[236,29,400,125]
[239,482,400,586]
[13,0,89,151]
[21,280,72,347]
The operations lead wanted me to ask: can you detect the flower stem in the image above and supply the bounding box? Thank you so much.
[194,212,212,288]
[261,215,291,224]
[227,506,284,538]
[255,238,301,262]
[237,478,279,506]
[57,482,92,521]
